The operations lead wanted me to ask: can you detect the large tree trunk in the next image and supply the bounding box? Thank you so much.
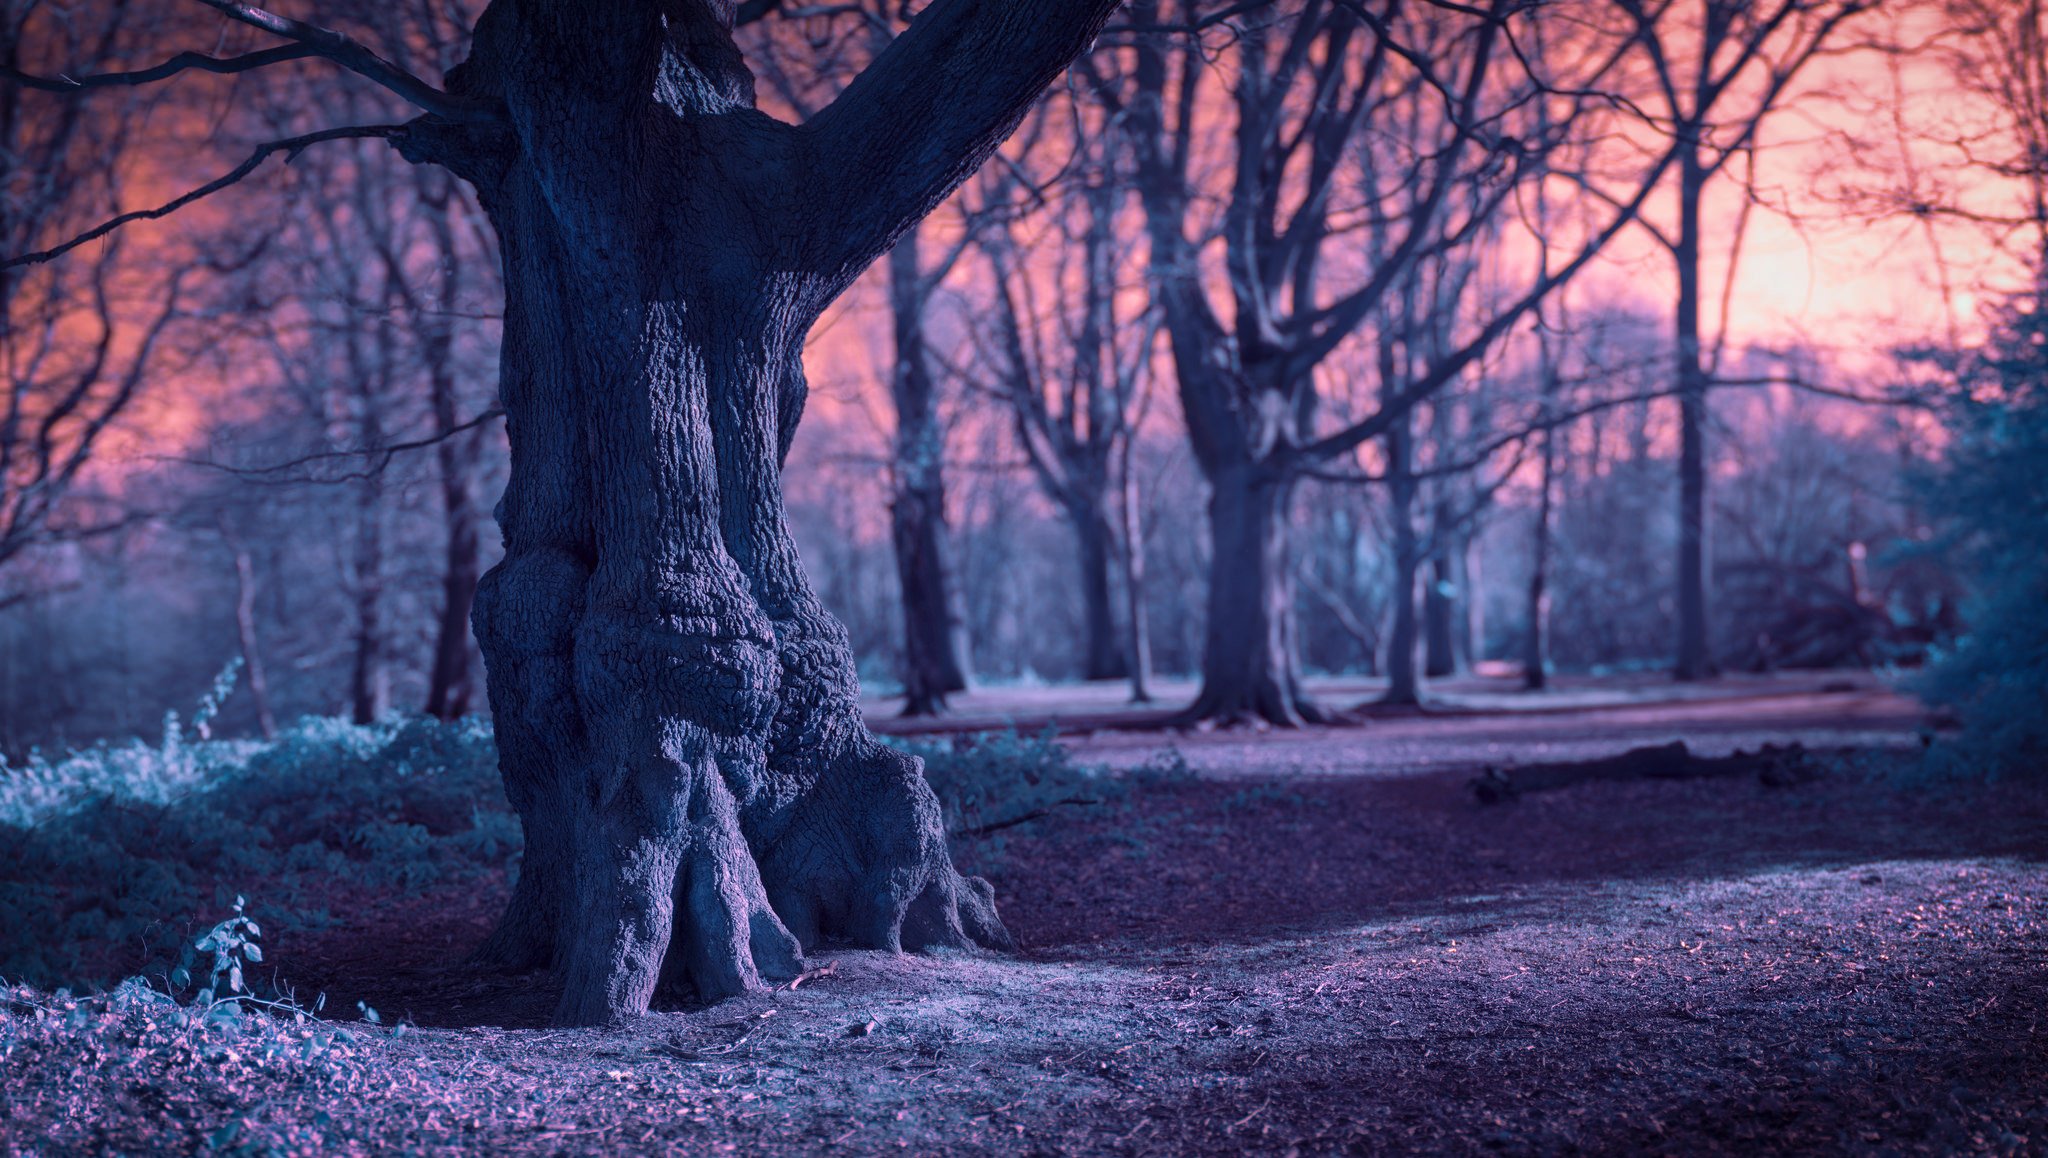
[433,0,1113,1026]
[886,234,972,716]
[1183,464,1321,725]
[469,179,1005,1025]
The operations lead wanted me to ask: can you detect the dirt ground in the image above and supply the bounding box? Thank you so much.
[6,685,2046,1156]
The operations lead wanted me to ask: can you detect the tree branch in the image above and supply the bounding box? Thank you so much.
[0,44,318,91]
[1,124,404,272]
[798,0,1124,296]
[188,0,500,122]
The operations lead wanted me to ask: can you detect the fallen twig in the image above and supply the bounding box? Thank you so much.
[953,796,1102,839]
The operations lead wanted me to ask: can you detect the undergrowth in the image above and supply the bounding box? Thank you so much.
[1,686,1145,994]
[0,706,511,991]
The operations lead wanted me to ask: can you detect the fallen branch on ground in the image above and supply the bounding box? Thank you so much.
[1470,741,1823,803]
[952,796,1102,839]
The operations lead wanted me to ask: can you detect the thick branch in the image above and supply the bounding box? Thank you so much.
[799,0,1123,293]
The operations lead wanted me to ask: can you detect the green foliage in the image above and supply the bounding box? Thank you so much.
[1914,283,2048,778]
[0,692,513,990]
[890,728,1119,842]
[184,894,264,1005]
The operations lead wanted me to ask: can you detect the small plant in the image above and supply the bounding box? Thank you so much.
[176,895,264,1005]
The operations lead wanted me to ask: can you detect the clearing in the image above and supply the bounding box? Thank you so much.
[4,674,2043,1156]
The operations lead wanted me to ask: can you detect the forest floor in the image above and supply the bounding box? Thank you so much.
[6,678,2047,1156]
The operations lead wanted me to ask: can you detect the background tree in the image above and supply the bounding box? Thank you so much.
[1600,0,1878,681]
[972,119,1159,695]
[1094,0,1681,723]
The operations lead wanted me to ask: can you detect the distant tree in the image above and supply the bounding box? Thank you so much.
[1599,0,1878,681]
[1099,0,1677,724]
[974,129,1159,698]
[0,0,190,586]
[9,0,1122,1025]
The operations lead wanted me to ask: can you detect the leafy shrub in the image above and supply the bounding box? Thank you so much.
[0,702,512,990]
[892,728,1120,841]
[1913,284,2048,779]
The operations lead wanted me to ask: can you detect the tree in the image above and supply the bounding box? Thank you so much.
[10,0,1122,1025]
[1602,0,1876,681]
[745,8,980,716]
[1095,0,1676,724]
[974,124,1159,694]
[0,0,191,586]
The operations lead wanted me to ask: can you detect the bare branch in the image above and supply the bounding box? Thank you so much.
[1,124,404,272]
[160,406,505,485]
[187,0,499,122]
[0,44,318,91]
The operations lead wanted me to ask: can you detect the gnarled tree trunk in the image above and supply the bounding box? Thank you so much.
[422,0,1114,1027]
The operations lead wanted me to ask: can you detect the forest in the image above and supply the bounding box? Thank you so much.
[1,0,2045,1153]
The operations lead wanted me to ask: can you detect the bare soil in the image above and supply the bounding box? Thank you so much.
[6,690,2045,1156]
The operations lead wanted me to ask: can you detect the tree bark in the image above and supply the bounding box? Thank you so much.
[886,232,971,715]
[425,0,1116,1026]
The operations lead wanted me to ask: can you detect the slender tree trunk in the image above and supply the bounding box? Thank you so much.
[425,211,484,721]
[1524,417,1556,691]
[886,233,972,715]
[1119,445,1154,703]
[221,524,278,740]
[1674,151,1715,682]
[1072,501,1127,681]
[348,464,387,726]
[1383,410,1422,706]
[426,422,484,719]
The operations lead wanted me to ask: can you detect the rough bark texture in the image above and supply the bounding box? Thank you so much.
[406,0,1116,1026]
